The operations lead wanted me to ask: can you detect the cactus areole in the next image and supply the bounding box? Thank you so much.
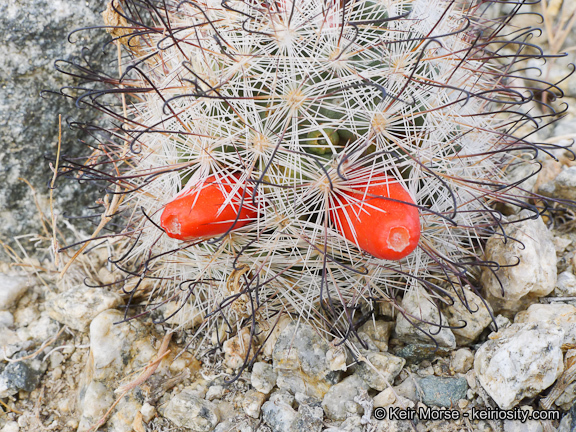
[332,178,420,260]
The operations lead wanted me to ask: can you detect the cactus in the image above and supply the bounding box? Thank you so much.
[54,0,571,370]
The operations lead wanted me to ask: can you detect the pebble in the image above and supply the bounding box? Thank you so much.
[251,361,277,394]
[223,327,254,370]
[395,285,456,348]
[393,343,452,364]
[273,322,340,398]
[289,404,323,432]
[242,389,267,418]
[336,415,363,432]
[206,384,226,401]
[163,390,221,432]
[49,351,64,369]
[373,387,396,407]
[355,331,381,352]
[358,320,394,352]
[140,402,156,423]
[558,402,576,432]
[504,417,543,432]
[214,416,256,432]
[46,285,123,332]
[354,351,405,391]
[261,398,298,432]
[0,274,30,310]
[268,389,294,406]
[0,311,14,327]
[474,322,564,409]
[451,348,474,374]
[393,376,419,402]
[481,210,557,313]
[326,346,349,371]
[555,270,576,297]
[0,422,19,432]
[260,315,292,358]
[16,312,59,343]
[322,374,369,421]
[516,303,576,346]
[442,288,493,345]
[0,358,47,398]
[539,166,576,202]
[415,376,468,407]
[77,310,159,431]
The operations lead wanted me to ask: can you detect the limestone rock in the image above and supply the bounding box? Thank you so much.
[0,274,30,310]
[163,391,221,432]
[77,310,160,432]
[481,210,556,313]
[322,375,369,421]
[46,285,122,331]
[514,303,576,345]
[442,288,492,345]
[555,271,576,297]
[540,166,576,202]
[251,361,277,394]
[273,322,340,398]
[242,390,267,418]
[395,285,456,348]
[262,399,298,432]
[358,320,394,352]
[474,322,564,409]
[354,351,405,391]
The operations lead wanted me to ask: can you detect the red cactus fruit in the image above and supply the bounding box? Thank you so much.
[331,177,420,260]
[161,174,257,241]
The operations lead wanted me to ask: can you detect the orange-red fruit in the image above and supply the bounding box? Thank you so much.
[331,177,420,260]
[161,174,257,241]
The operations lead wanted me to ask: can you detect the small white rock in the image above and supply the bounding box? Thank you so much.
[251,362,277,394]
[0,311,14,327]
[242,389,267,418]
[46,285,123,332]
[373,388,396,407]
[49,351,64,369]
[322,375,369,421]
[481,211,557,313]
[452,348,474,374]
[140,402,156,422]
[443,289,492,344]
[395,285,456,348]
[358,320,394,352]
[223,327,254,370]
[0,421,19,432]
[515,303,576,345]
[554,270,576,297]
[326,346,348,372]
[163,391,221,432]
[0,274,30,310]
[474,322,564,409]
[206,385,225,401]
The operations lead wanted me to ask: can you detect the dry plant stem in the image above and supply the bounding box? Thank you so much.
[540,360,576,410]
[59,42,128,279]
[49,115,62,267]
[87,332,173,432]
[3,326,66,364]
[0,398,23,415]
